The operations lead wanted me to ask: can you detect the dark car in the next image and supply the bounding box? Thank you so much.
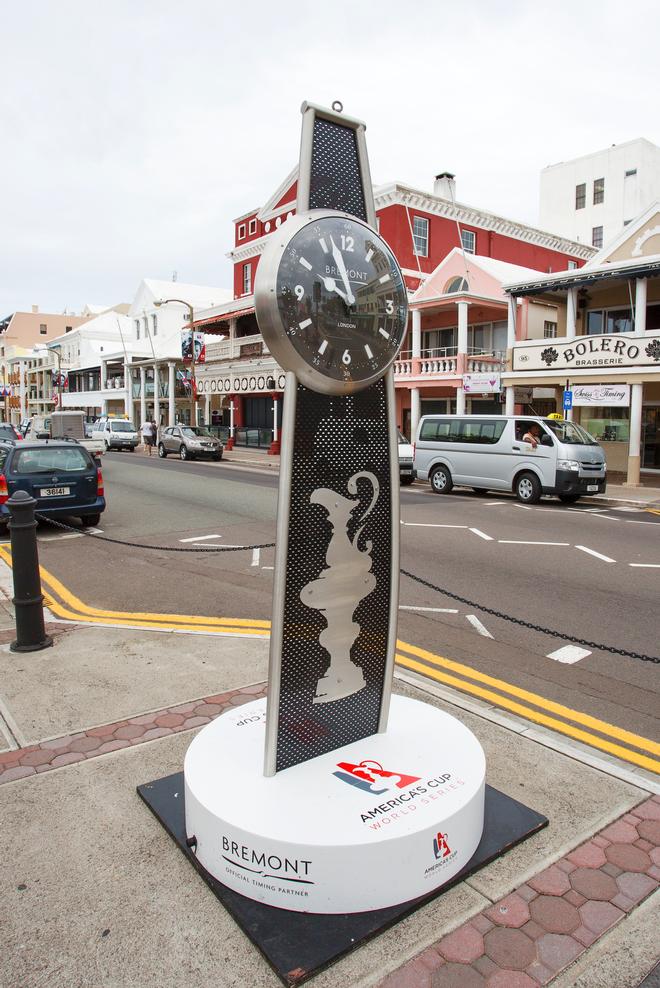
[0,423,22,444]
[0,440,105,530]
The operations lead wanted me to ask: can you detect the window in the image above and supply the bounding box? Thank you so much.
[575,183,586,209]
[625,168,637,177]
[587,306,632,335]
[412,216,429,256]
[593,178,604,204]
[543,321,558,338]
[592,226,603,248]
[238,223,246,240]
[65,325,72,333]
[152,313,158,336]
[461,229,476,254]
[567,260,577,270]
[39,324,47,335]
[248,218,257,236]
[242,263,252,295]
[419,418,505,444]
[445,276,469,294]
[135,319,140,340]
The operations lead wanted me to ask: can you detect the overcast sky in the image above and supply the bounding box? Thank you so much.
[1,0,658,316]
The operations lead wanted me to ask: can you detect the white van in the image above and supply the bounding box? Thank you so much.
[414,415,606,504]
[91,416,139,451]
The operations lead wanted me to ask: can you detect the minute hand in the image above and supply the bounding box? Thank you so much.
[330,237,356,305]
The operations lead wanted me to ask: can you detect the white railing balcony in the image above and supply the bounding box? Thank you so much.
[205,333,268,363]
[466,350,505,373]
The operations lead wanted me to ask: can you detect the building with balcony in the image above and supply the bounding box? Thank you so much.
[502,201,660,485]
[193,169,594,449]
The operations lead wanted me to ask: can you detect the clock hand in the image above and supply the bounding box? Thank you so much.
[329,236,356,305]
[318,274,350,303]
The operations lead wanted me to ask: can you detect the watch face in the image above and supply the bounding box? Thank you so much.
[259,213,408,394]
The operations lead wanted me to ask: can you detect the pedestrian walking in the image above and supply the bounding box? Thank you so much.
[142,419,155,455]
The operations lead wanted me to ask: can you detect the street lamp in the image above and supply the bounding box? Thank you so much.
[154,298,197,426]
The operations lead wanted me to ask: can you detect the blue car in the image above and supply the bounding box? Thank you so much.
[0,440,105,530]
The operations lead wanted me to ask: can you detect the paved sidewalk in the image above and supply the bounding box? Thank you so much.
[0,589,658,986]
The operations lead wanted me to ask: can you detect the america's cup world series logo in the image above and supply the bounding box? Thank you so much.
[433,831,451,860]
[333,759,421,795]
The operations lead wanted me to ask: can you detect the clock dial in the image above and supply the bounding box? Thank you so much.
[258,212,408,394]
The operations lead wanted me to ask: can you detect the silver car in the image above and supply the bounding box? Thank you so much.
[158,426,224,461]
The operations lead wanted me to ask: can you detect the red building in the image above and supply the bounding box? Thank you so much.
[194,169,595,448]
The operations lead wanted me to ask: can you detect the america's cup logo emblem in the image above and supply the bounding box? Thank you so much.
[333,759,421,795]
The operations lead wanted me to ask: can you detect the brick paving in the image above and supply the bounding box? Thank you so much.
[378,794,660,987]
[0,682,266,784]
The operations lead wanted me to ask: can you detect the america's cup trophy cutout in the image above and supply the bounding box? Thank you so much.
[303,471,378,703]
[183,101,486,914]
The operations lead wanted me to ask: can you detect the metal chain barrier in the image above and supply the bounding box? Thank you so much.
[34,513,276,553]
[33,514,659,663]
[400,567,660,665]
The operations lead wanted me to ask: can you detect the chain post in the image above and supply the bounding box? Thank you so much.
[8,491,53,652]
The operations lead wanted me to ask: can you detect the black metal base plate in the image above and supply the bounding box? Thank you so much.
[138,773,547,986]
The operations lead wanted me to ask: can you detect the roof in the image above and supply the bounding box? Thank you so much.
[142,279,233,309]
[411,248,548,307]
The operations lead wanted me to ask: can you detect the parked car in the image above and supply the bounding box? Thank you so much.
[0,440,105,529]
[0,423,23,444]
[414,414,606,504]
[158,426,224,461]
[397,430,416,485]
[90,416,139,451]
[25,412,105,457]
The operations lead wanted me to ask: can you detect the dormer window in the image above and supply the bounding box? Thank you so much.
[248,218,257,236]
[238,223,246,240]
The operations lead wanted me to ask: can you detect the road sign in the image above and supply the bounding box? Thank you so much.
[563,390,573,410]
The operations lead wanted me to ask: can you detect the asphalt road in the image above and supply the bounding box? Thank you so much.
[33,451,660,744]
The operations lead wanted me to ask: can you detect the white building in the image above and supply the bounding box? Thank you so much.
[539,139,660,249]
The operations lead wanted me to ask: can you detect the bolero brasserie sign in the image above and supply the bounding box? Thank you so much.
[512,332,660,372]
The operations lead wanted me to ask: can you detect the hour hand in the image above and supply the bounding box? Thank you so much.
[329,236,356,305]
[319,274,350,303]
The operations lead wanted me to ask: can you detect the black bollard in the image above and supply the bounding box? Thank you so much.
[8,490,53,652]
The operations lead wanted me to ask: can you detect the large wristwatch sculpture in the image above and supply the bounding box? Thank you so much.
[255,101,408,774]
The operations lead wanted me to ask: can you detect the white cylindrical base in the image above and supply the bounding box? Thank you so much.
[184,695,486,914]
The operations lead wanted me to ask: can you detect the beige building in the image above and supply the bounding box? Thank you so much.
[503,202,660,484]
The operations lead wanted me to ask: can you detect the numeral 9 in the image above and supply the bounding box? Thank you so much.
[294,285,305,301]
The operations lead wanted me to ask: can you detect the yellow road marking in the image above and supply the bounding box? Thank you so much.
[396,639,660,758]
[647,509,660,517]
[1,547,657,770]
[396,653,660,774]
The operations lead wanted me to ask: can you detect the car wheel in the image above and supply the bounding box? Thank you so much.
[558,493,581,504]
[400,476,414,485]
[515,472,541,504]
[158,443,167,458]
[430,465,453,494]
[472,488,488,495]
[81,514,101,527]
[180,445,189,461]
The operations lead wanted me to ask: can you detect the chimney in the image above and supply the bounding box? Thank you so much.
[434,172,456,200]
[31,304,39,313]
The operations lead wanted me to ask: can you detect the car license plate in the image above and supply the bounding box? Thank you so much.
[587,484,598,492]
[40,486,70,497]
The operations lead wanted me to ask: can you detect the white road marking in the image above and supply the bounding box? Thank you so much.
[588,514,620,522]
[251,548,260,567]
[179,534,222,542]
[629,563,660,568]
[514,504,532,510]
[470,528,493,541]
[499,540,570,546]
[262,565,274,570]
[484,501,505,505]
[547,645,591,664]
[402,522,468,528]
[625,520,659,525]
[299,257,312,271]
[466,614,493,638]
[400,605,459,613]
[575,545,616,563]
